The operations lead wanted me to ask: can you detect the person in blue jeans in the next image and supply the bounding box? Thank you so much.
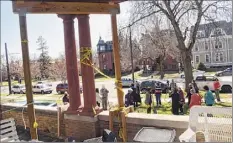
[155,83,162,107]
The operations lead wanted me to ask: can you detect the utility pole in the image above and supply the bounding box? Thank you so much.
[129,26,135,83]
[5,43,12,94]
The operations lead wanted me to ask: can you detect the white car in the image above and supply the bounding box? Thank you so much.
[195,75,232,93]
[12,85,26,94]
[32,84,53,94]
[180,70,205,78]
[121,78,134,87]
[36,81,52,87]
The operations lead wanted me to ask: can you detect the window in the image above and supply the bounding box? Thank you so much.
[205,54,210,63]
[197,31,205,38]
[100,45,105,51]
[195,55,200,63]
[215,52,224,62]
[215,41,222,49]
[211,28,224,37]
[205,42,209,50]
[194,45,199,51]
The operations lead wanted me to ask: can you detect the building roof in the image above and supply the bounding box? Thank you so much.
[192,20,232,38]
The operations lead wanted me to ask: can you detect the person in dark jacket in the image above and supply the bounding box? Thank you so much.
[178,87,185,114]
[171,88,180,115]
[186,83,193,105]
[131,88,140,107]
[62,92,69,105]
[192,80,199,93]
[125,89,134,107]
[155,83,162,107]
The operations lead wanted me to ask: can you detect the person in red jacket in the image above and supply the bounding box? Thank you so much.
[214,78,221,102]
[189,89,202,109]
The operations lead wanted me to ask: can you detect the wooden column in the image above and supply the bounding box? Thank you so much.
[58,14,82,112]
[18,12,38,140]
[77,15,98,116]
[110,10,124,108]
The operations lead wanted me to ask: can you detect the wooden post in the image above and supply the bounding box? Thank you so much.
[109,110,114,131]
[110,9,124,108]
[120,111,127,142]
[57,107,61,137]
[18,11,38,140]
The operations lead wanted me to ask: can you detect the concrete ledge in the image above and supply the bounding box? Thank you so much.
[64,114,98,122]
[98,111,189,129]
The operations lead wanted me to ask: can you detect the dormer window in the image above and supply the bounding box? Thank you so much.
[211,28,225,37]
[197,31,205,38]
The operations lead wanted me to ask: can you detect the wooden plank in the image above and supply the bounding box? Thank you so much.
[19,13,38,140]
[0,122,15,130]
[0,126,17,134]
[1,135,19,142]
[12,1,120,14]
[0,131,18,140]
[0,118,14,124]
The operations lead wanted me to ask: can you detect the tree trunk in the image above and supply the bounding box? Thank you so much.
[181,49,193,92]
[159,59,165,79]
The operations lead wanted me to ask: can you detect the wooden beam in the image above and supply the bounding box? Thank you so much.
[12,1,120,14]
[18,13,38,140]
[111,11,124,108]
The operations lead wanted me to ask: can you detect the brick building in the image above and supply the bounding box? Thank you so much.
[97,37,114,75]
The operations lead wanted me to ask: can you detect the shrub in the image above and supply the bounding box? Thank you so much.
[197,62,207,71]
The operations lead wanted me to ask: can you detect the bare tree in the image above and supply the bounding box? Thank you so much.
[140,20,179,79]
[118,31,141,73]
[52,53,67,83]
[131,0,231,90]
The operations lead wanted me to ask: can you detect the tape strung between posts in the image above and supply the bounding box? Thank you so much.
[80,48,127,141]
[80,48,125,95]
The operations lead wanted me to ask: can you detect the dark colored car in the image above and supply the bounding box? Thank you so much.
[140,80,168,94]
[215,67,232,77]
[56,83,83,94]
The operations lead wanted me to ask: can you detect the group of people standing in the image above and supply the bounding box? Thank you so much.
[170,79,218,115]
[62,78,220,115]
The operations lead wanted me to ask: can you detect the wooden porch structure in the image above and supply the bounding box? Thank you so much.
[13,0,126,141]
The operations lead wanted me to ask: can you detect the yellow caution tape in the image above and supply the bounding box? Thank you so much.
[33,121,38,128]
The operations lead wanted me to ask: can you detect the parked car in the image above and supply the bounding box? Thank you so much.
[195,75,232,93]
[180,70,205,78]
[215,67,232,77]
[121,78,134,87]
[56,83,83,94]
[32,84,53,94]
[36,81,52,87]
[140,80,169,94]
[11,85,26,94]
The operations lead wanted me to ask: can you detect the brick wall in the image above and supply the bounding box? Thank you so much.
[1,105,62,138]
[98,111,189,142]
[1,105,189,142]
[63,114,100,142]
